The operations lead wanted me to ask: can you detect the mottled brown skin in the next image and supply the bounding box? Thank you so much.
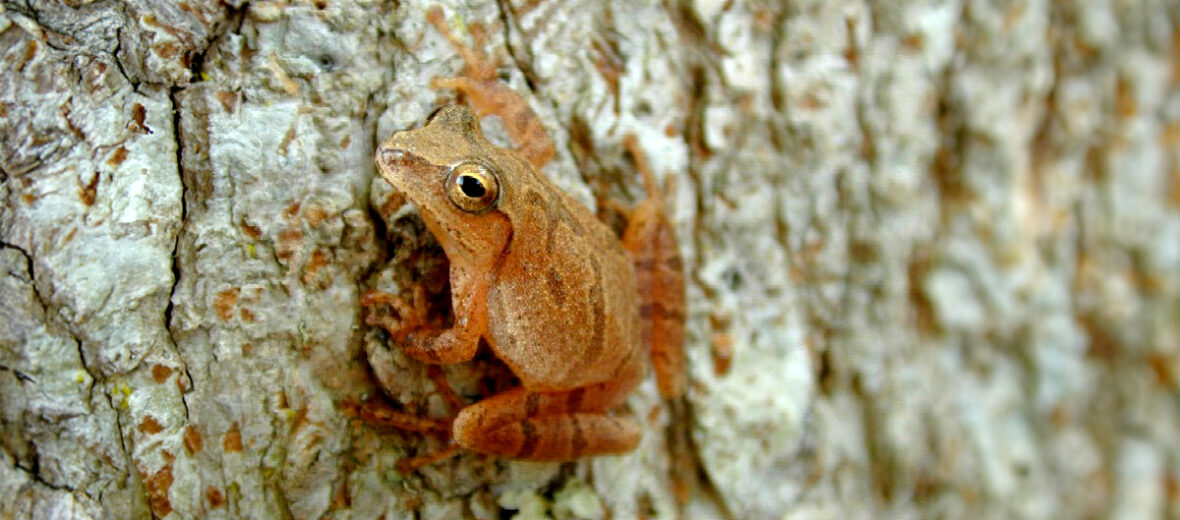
[365,6,686,465]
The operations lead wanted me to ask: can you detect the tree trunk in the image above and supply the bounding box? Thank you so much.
[2,1,1179,519]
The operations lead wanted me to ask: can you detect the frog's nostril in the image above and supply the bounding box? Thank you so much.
[380,148,406,165]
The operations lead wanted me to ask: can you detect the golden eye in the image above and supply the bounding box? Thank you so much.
[446,162,500,213]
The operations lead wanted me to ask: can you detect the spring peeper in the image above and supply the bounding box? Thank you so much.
[365,6,685,464]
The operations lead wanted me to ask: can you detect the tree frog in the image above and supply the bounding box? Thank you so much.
[365,6,685,465]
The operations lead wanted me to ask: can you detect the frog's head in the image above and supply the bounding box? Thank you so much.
[375,105,513,262]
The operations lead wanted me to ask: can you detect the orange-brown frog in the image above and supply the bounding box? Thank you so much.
[365,6,685,465]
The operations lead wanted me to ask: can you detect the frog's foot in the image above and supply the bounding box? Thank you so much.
[360,286,430,343]
[396,443,464,475]
[352,400,464,474]
[354,400,452,435]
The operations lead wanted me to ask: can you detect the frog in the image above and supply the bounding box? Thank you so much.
[363,5,685,466]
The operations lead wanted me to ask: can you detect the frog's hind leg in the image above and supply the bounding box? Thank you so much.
[452,366,644,461]
[425,5,556,170]
[620,134,689,399]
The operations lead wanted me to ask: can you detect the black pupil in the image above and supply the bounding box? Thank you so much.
[458,175,486,198]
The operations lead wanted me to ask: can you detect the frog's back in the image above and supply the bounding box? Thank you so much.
[486,186,641,391]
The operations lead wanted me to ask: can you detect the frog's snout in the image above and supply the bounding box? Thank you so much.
[378,147,407,166]
[375,139,423,172]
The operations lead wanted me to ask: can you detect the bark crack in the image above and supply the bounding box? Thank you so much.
[0,240,97,389]
[13,459,74,493]
[492,0,539,94]
[166,85,190,421]
[0,239,44,308]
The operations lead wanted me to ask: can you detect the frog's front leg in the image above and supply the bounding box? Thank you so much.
[398,263,488,365]
[452,362,645,461]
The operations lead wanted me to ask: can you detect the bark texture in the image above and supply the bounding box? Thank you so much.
[2,1,1179,519]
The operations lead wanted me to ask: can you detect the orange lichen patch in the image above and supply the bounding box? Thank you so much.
[140,14,189,46]
[266,52,301,95]
[223,422,243,452]
[1165,471,1179,503]
[339,135,351,149]
[1132,269,1165,294]
[213,288,240,321]
[290,405,311,431]
[178,3,209,24]
[138,416,165,434]
[402,495,424,512]
[275,228,303,262]
[239,219,263,239]
[1004,3,1026,29]
[1050,404,1069,429]
[106,145,129,167]
[1078,315,1119,362]
[144,464,174,517]
[216,90,238,113]
[303,204,332,227]
[78,171,100,206]
[19,40,38,72]
[1165,124,1180,207]
[152,364,173,383]
[711,332,733,376]
[85,62,109,92]
[284,202,302,217]
[21,193,37,205]
[279,123,297,155]
[300,248,332,286]
[907,252,937,334]
[1115,76,1137,119]
[58,104,84,140]
[184,425,203,455]
[154,41,181,59]
[1146,353,1175,388]
[206,486,225,508]
[1172,29,1180,84]
[799,93,822,111]
[176,375,188,393]
[239,308,257,322]
[129,102,150,134]
[931,126,974,207]
[900,33,925,52]
[1170,163,1180,208]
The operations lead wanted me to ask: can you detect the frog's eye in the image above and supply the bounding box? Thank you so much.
[446,162,500,213]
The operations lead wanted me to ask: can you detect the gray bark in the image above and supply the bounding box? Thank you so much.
[2,1,1179,519]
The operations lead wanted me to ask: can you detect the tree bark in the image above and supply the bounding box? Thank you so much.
[2,1,1179,519]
